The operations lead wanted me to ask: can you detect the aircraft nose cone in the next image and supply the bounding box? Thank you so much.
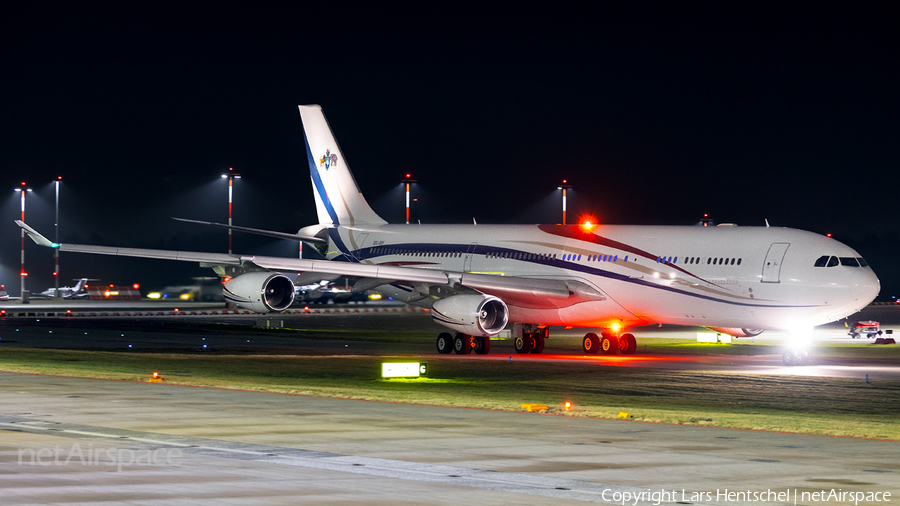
[852,269,881,304]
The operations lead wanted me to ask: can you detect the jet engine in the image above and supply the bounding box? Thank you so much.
[223,272,295,313]
[707,327,765,338]
[431,294,509,337]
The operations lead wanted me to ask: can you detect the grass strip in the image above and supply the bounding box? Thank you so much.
[0,347,897,440]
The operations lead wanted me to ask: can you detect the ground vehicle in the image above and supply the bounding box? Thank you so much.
[848,320,882,339]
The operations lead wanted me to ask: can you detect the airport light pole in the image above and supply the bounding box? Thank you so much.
[558,180,572,225]
[14,182,33,298]
[401,173,416,224]
[54,176,61,298]
[221,167,241,254]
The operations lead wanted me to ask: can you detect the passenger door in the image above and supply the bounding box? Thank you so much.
[761,243,790,283]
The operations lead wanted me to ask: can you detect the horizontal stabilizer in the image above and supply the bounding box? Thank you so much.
[173,217,327,243]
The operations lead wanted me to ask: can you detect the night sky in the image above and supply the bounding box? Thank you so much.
[2,3,898,298]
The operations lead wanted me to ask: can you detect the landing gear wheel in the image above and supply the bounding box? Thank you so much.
[582,333,599,354]
[530,334,545,354]
[600,333,618,355]
[436,333,453,354]
[783,349,809,366]
[473,336,491,355]
[619,333,637,355]
[514,334,533,354]
[453,333,472,355]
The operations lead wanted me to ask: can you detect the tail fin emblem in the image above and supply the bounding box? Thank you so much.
[319,149,338,170]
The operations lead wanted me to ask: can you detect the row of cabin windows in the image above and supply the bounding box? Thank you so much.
[658,256,742,266]
[487,251,555,261]
[371,247,462,258]
[814,255,868,267]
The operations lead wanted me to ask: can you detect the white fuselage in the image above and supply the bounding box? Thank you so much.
[326,223,879,331]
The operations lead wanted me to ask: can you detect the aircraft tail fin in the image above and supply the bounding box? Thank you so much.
[298,105,386,227]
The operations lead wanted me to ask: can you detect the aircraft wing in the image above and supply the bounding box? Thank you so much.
[16,220,603,307]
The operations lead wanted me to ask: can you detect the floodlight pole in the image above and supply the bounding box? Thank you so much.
[54,177,61,298]
[401,173,416,224]
[558,180,573,225]
[222,168,241,254]
[15,183,32,298]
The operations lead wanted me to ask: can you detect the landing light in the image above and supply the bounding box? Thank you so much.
[147,292,161,299]
[179,293,191,300]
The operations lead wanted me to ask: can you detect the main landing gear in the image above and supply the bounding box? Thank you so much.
[514,325,547,354]
[582,331,637,355]
[435,324,548,355]
[436,332,490,355]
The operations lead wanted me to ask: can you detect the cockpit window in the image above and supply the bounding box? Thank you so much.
[814,255,840,267]
[857,257,869,267]
[840,257,860,267]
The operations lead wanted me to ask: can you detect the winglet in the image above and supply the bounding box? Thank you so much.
[14,221,59,248]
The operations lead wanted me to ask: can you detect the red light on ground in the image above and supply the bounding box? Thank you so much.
[52,272,57,276]
[564,401,572,411]
[20,272,27,277]
[174,308,179,312]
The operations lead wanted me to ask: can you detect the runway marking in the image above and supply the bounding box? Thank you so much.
[0,415,726,505]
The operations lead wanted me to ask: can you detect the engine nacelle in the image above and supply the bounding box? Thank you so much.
[707,327,765,338]
[431,294,509,337]
[223,272,295,313]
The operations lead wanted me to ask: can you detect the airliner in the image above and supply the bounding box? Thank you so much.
[17,105,880,363]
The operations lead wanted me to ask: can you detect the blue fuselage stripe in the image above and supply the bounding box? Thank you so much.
[353,241,818,309]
